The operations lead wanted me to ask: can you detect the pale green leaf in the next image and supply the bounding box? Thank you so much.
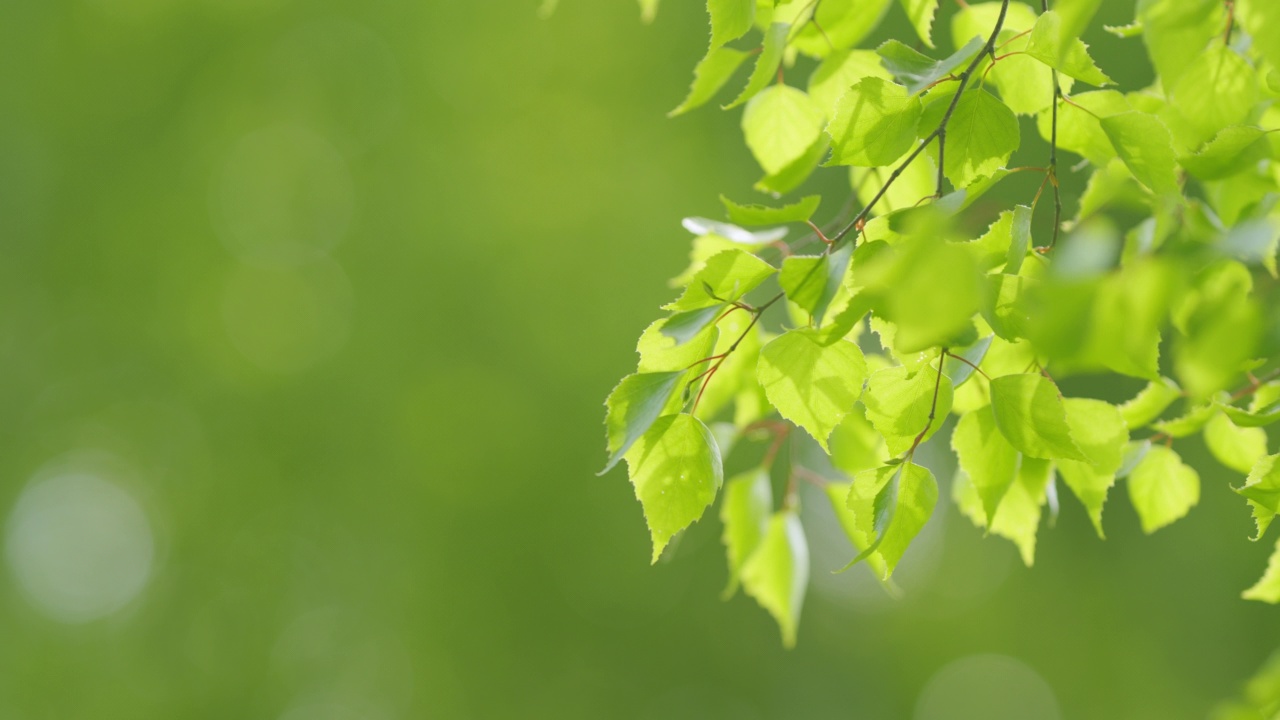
[790,0,894,58]
[638,318,719,373]
[1054,0,1103,56]
[862,363,954,456]
[1205,412,1269,474]
[1243,534,1280,603]
[724,22,789,109]
[1139,0,1225,88]
[898,0,939,48]
[807,49,894,116]
[989,374,1088,461]
[1057,398,1128,537]
[1118,377,1182,429]
[955,456,1053,566]
[778,243,852,327]
[665,248,776,311]
[1236,454,1280,540]
[670,47,751,116]
[952,1,1064,115]
[742,85,827,175]
[824,481,890,581]
[625,414,724,562]
[951,404,1019,523]
[845,462,937,578]
[1152,403,1218,438]
[1222,400,1280,428]
[825,77,923,167]
[1237,0,1280,82]
[830,408,889,478]
[1126,444,1200,534]
[920,88,1020,189]
[1179,127,1273,180]
[757,329,868,451]
[721,194,821,226]
[877,36,985,95]
[1025,10,1112,86]
[602,372,685,474]
[720,468,773,596]
[1169,46,1260,145]
[740,510,808,647]
[1037,90,1130,166]
[708,0,754,49]
[1100,112,1180,195]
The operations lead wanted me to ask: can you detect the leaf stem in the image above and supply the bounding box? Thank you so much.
[1042,0,1062,251]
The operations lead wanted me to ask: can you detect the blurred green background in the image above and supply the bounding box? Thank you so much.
[2,0,1279,717]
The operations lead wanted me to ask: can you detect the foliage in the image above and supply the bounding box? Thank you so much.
[601,0,1280,650]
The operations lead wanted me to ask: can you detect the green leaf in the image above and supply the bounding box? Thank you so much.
[951,404,1019,523]
[1057,398,1129,537]
[1139,0,1225,88]
[1237,0,1280,84]
[989,374,1088,462]
[807,49,894,115]
[830,408,889,478]
[625,414,724,562]
[720,468,773,597]
[724,22,789,109]
[1100,112,1180,195]
[1179,127,1273,180]
[1222,400,1280,428]
[824,481,890,581]
[1126,444,1200,534]
[660,306,721,345]
[881,239,984,351]
[708,0,754,49]
[602,372,686,474]
[920,88,1020,189]
[670,47,751,116]
[1151,403,1218,438]
[898,0,939,48]
[757,329,868,451]
[825,77,924,167]
[753,133,828,195]
[1038,90,1130,166]
[952,1,1063,116]
[862,363,954,456]
[721,195,821,226]
[877,36,985,95]
[1204,412,1269,474]
[1118,377,1182,429]
[740,510,808,647]
[1054,0,1103,56]
[943,335,993,387]
[742,85,827,175]
[1025,10,1112,86]
[778,243,853,327]
[1244,536,1280,603]
[844,462,937,578]
[638,317,719,373]
[1236,454,1280,540]
[791,0,894,58]
[955,455,1053,566]
[1169,46,1260,145]
[666,248,776,311]
[1006,204,1033,273]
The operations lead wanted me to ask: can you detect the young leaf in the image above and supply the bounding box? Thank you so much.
[742,85,827,176]
[1204,413,1268,475]
[1126,444,1200,534]
[660,306,721,345]
[954,456,1053,566]
[877,36,985,95]
[844,462,937,578]
[1238,0,1280,77]
[1054,0,1103,56]
[1222,400,1280,428]
[825,77,924,167]
[824,482,890,581]
[1006,204,1033,274]
[720,468,773,597]
[1139,0,1225,88]
[1038,90,1129,166]
[740,510,809,647]
[625,414,724,562]
[830,409,889,478]
[1100,112,1179,195]
[724,23,789,109]
[601,372,685,474]
[757,329,868,451]
[670,47,751,117]
[1118,378,1181,429]
[708,0,754,49]
[951,403,1019,524]
[1169,46,1260,144]
[807,49,894,115]
[1025,10,1113,86]
[920,88,1020,189]
[778,243,853,327]
[1236,454,1280,540]
[638,318,719,373]
[952,1,1064,116]
[1056,398,1128,537]
[665,248,776,311]
[898,0,939,48]
[989,374,1089,462]
[1243,535,1280,603]
[721,195,821,226]
[862,363,954,456]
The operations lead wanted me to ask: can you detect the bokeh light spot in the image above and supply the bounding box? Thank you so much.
[914,654,1060,720]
